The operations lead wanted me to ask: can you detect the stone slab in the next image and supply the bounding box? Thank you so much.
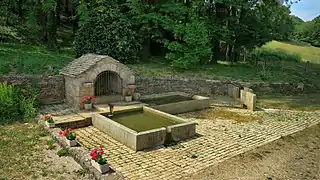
[246,92,257,111]
[168,122,197,142]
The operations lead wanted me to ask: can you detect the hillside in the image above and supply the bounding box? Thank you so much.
[0,41,319,84]
[264,41,320,64]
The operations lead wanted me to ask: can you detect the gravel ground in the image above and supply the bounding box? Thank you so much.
[40,139,91,180]
[186,123,320,180]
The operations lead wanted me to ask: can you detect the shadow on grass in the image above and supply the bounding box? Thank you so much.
[257,93,320,111]
[280,40,312,47]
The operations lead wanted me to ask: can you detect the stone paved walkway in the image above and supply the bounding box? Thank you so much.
[66,107,320,180]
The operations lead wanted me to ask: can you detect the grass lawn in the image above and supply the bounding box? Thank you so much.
[0,123,49,179]
[0,41,319,83]
[264,41,320,63]
[257,93,320,111]
[128,60,318,83]
[130,41,320,83]
[0,122,87,180]
[0,43,73,75]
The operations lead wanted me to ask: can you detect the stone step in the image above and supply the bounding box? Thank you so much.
[94,102,146,112]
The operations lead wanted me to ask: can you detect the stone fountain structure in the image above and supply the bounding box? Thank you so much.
[60,54,135,108]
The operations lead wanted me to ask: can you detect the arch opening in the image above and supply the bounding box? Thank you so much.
[94,71,123,96]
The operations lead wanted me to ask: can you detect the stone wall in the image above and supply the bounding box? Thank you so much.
[250,82,318,95]
[1,75,316,106]
[135,77,317,97]
[135,77,239,97]
[0,75,65,104]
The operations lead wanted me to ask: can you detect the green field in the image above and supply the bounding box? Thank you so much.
[1,41,320,83]
[264,41,320,64]
[130,41,320,84]
[0,43,73,75]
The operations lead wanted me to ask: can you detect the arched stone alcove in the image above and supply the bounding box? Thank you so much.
[60,54,135,108]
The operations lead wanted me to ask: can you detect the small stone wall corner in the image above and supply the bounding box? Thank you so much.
[240,88,257,111]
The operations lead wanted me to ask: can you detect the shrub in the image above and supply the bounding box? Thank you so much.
[74,5,141,63]
[0,83,17,121]
[0,83,38,124]
[57,148,71,157]
[0,25,21,42]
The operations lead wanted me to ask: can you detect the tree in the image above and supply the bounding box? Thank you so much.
[293,15,320,46]
[75,0,141,62]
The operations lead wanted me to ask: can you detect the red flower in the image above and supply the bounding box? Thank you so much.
[21,89,28,93]
[50,113,55,116]
[44,115,49,119]
[90,150,96,156]
[68,128,72,132]
[99,149,104,155]
[99,144,102,149]
[91,153,98,161]
[58,131,63,135]
[62,130,67,136]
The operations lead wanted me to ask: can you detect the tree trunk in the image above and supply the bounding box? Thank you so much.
[47,10,57,49]
[210,40,220,64]
[225,44,231,62]
[56,1,61,26]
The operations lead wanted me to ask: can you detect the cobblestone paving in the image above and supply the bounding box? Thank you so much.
[71,108,320,180]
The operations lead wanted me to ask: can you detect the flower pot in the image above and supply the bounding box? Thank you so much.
[132,93,141,101]
[84,103,92,110]
[45,121,55,128]
[124,96,132,102]
[91,160,110,174]
[65,138,77,147]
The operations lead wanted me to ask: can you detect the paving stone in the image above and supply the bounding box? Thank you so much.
[41,104,320,180]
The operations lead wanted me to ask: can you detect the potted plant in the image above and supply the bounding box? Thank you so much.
[124,90,132,102]
[58,128,77,147]
[80,95,96,110]
[44,114,55,128]
[90,145,109,174]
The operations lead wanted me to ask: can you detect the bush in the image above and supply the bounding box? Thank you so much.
[249,48,301,65]
[57,148,71,157]
[0,25,21,42]
[75,5,141,63]
[165,22,211,69]
[0,83,38,124]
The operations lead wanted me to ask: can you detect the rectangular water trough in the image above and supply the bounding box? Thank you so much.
[140,92,210,114]
[91,106,196,151]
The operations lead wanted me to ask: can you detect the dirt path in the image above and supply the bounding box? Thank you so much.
[187,123,320,180]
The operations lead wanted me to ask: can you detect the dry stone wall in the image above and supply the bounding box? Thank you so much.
[134,77,236,97]
[0,75,65,104]
[1,75,315,105]
[135,77,316,97]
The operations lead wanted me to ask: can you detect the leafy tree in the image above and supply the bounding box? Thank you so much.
[165,21,211,69]
[293,16,320,46]
[75,1,141,62]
